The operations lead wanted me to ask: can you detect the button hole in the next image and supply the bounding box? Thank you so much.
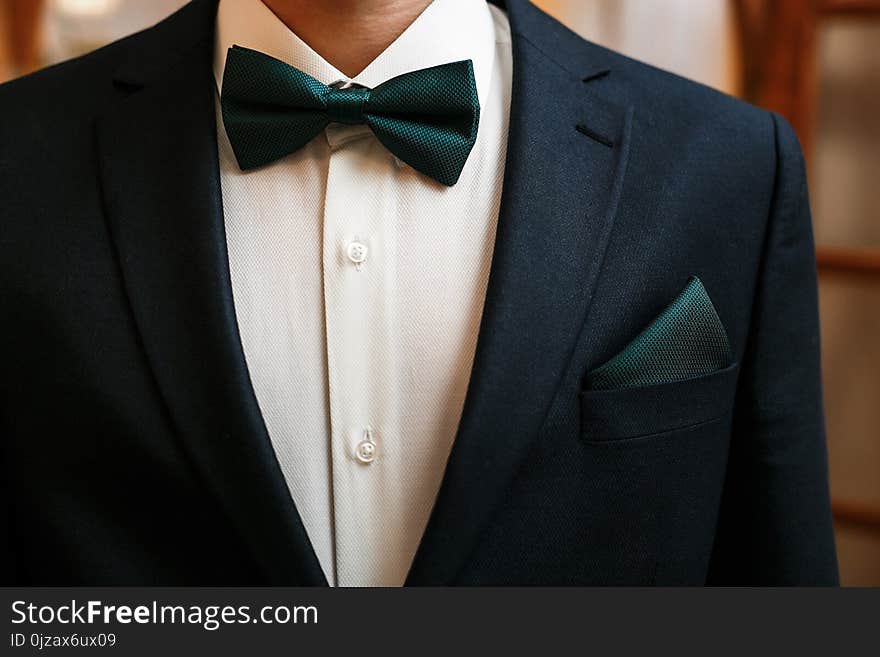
[582,69,611,84]
[575,123,614,148]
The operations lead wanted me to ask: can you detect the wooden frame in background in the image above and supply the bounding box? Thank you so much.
[734,0,880,534]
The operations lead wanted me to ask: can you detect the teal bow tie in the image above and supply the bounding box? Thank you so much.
[220,46,481,186]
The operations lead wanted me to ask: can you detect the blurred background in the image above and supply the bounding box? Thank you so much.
[1,0,877,584]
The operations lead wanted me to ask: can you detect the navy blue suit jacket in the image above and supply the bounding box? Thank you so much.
[0,0,838,584]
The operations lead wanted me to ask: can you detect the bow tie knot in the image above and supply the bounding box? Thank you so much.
[324,86,371,125]
[220,45,480,186]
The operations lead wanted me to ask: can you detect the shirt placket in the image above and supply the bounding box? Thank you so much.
[322,127,399,587]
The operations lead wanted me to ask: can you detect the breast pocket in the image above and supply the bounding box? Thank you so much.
[579,362,740,443]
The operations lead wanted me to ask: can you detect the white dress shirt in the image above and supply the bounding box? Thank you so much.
[213,0,512,586]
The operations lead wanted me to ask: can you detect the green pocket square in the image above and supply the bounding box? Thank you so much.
[586,277,733,390]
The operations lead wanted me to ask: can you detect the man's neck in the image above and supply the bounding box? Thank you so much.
[260,0,434,77]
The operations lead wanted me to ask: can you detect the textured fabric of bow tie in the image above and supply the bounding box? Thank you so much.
[220,45,481,186]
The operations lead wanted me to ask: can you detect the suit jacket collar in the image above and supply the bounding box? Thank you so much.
[96,0,633,585]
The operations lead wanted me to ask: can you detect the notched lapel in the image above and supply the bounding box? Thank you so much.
[407,0,634,584]
[94,0,326,585]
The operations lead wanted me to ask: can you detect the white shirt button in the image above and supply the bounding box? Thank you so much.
[346,240,368,265]
[355,427,376,464]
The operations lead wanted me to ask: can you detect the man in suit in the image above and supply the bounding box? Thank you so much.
[0,0,838,585]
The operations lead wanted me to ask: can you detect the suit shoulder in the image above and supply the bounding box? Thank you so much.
[515,1,772,145]
[516,2,785,227]
[0,31,146,126]
[607,47,769,134]
[0,0,210,121]
[0,27,165,201]
[571,42,778,174]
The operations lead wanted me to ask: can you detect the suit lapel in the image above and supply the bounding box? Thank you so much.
[407,0,634,584]
[94,0,326,585]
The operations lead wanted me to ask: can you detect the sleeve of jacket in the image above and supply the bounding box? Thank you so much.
[707,112,839,585]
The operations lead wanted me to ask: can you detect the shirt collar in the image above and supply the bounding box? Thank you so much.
[213,0,497,107]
